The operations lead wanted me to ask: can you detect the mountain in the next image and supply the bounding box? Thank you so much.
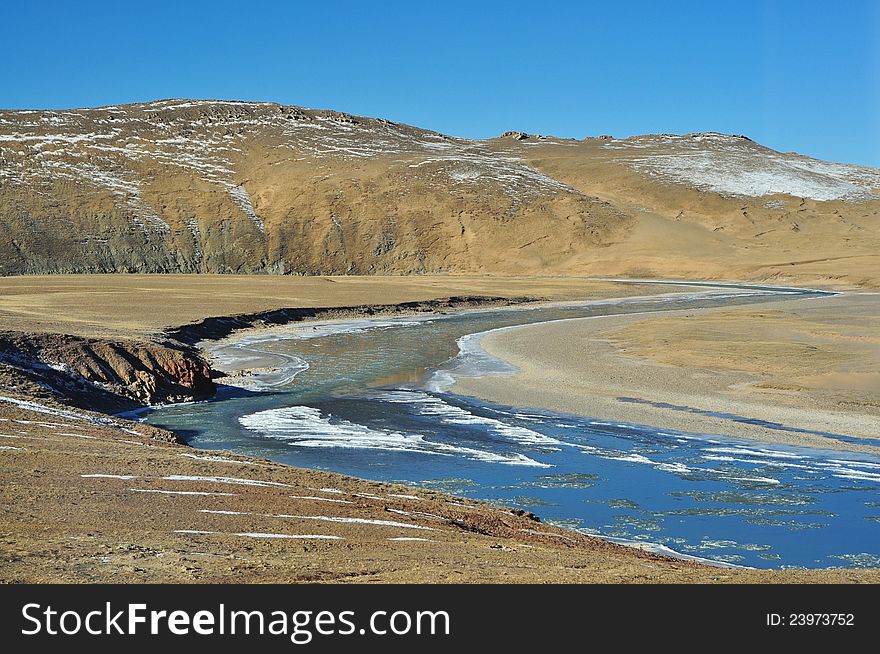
[1,99,878,285]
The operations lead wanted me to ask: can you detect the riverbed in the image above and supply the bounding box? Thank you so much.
[144,283,880,569]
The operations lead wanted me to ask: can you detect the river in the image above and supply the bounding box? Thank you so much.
[143,282,880,569]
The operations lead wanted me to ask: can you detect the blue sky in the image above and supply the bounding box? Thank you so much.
[2,1,878,166]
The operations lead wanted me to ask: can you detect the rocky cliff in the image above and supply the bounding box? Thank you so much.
[0,331,214,412]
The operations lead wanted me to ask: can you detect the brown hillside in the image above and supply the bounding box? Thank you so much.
[1,100,877,285]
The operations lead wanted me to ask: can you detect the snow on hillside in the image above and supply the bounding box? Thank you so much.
[605,133,880,201]
[2,103,878,237]
[0,99,578,234]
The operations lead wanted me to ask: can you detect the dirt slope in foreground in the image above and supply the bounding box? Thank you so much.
[1,396,877,583]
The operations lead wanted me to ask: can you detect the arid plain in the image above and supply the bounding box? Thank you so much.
[1,274,878,582]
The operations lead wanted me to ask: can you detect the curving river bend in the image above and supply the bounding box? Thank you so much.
[144,282,880,569]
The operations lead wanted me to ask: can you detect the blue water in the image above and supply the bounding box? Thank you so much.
[144,284,880,569]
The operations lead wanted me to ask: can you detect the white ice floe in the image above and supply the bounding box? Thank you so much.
[162,475,290,488]
[234,533,342,540]
[653,461,693,474]
[610,452,693,475]
[828,459,880,470]
[238,405,551,467]
[728,476,781,485]
[387,493,422,500]
[703,454,815,470]
[703,454,880,484]
[81,474,137,480]
[0,445,24,451]
[271,514,434,530]
[831,470,880,483]
[129,488,236,496]
[614,453,653,465]
[704,447,805,460]
[373,390,561,448]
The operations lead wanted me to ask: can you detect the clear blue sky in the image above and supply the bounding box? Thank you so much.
[2,0,878,166]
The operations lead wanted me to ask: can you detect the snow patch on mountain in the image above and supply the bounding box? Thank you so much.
[607,134,880,201]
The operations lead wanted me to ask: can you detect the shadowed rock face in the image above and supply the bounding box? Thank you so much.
[1,99,878,284]
[0,331,214,411]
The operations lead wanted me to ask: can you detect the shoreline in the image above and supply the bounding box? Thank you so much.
[5,387,879,582]
[165,283,880,571]
[201,284,807,388]
[166,295,543,346]
[186,283,878,458]
[3,282,873,582]
[451,293,880,455]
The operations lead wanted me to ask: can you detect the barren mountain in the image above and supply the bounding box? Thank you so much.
[1,100,878,285]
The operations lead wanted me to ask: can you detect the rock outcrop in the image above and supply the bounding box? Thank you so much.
[0,331,215,412]
[498,131,532,140]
